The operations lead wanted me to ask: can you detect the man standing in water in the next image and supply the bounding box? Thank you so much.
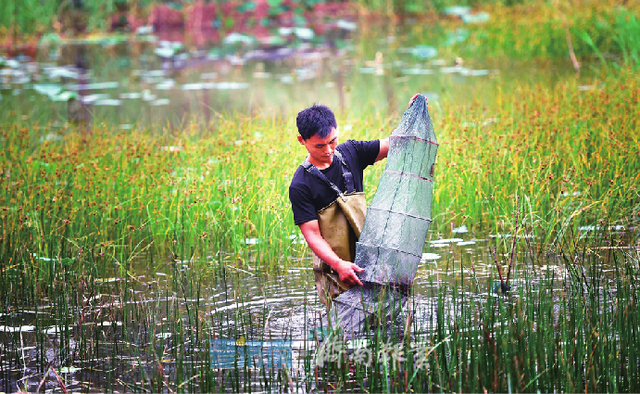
[289,97,417,309]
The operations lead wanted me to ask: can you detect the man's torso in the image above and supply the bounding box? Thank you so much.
[289,139,380,225]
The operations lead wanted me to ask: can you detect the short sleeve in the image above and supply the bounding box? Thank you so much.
[348,139,380,169]
[289,176,318,226]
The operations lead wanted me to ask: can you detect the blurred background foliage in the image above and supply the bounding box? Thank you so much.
[0,0,632,37]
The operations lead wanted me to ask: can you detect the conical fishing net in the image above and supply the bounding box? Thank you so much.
[329,94,438,335]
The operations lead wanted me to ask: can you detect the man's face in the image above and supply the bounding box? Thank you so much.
[298,127,339,169]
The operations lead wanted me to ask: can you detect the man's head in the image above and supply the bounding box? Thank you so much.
[296,104,337,140]
[296,104,339,168]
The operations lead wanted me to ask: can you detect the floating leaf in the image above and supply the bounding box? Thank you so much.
[294,27,314,40]
[444,5,471,16]
[181,82,214,90]
[136,25,154,35]
[0,325,36,332]
[33,83,63,97]
[462,12,490,24]
[237,1,257,12]
[278,27,293,36]
[45,66,79,80]
[213,82,249,90]
[51,91,78,102]
[264,36,287,46]
[430,238,464,244]
[446,28,470,46]
[67,81,119,90]
[150,98,170,106]
[59,366,81,374]
[154,47,175,59]
[93,98,122,106]
[223,33,256,46]
[82,93,110,104]
[337,20,357,31]
[411,46,438,59]
[401,68,435,75]
[452,224,468,233]
[156,79,176,90]
[120,92,141,99]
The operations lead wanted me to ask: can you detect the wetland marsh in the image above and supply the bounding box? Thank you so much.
[1,1,639,392]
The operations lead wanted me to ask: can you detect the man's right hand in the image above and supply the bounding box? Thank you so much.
[335,259,364,287]
[299,220,365,287]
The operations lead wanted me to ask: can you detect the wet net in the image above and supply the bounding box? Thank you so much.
[328,94,438,335]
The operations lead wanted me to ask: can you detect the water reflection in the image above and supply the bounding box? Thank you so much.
[3,229,636,391]
[1,21,585,131]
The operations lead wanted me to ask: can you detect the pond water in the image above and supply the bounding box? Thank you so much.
[1,18,589,131]
[2,225,636,392]
[0,17,634,392]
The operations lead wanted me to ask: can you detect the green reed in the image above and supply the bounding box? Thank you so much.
[0,69,638,289]
[1,40,639,393]
[308,232,639,393]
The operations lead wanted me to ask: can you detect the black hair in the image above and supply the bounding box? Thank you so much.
[296,104,337,140]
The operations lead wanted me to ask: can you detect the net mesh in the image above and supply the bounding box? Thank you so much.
[328,94,438,334]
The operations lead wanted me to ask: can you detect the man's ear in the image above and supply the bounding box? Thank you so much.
[297,135,305,145]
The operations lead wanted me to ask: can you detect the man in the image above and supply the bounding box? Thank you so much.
[289,97,417,308]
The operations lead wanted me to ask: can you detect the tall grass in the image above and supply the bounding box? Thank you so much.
[433,1,640,65]
[578,8,640,70]
[0,0,157,36]
[0,69,638,284]
[1,34,639,392]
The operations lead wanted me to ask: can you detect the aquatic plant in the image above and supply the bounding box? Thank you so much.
[1,17,639,391]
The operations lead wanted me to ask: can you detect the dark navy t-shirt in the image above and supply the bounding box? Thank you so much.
[289,139,380,226]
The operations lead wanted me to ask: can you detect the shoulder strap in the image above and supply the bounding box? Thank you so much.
[302,149,355,197]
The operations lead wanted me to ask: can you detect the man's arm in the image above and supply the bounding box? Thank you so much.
[375,137,389,162]
[299,220,364,286]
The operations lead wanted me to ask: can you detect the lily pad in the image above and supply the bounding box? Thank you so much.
[462,12,490,24]
[181,82,214,90]
[51,91,78,102]
[412,45,438,59]
[44,66,79,80]
[136,25,154,35]
[156,79,176,90]
[154,47,176,59]
[223,33,256,46]
[337,20,357,31]
[213,82,249,90]
[93,98,122,106]
[237,1,257,12]
[59,366,81,374]
[120,92,141,99]
[67,81,119,91]
[446,28,470,46]
[294,27,315,40]
[401,68,435,75]
[444,6,471,16]
[452,224,468,234]
[33,83,63,97]
[0,325,36,332]
[150,98,170,106]
[82,93,110,104]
